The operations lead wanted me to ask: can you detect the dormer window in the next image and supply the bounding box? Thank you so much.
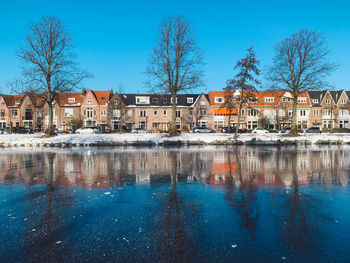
[312,99,319,103]
[152,97,159,104]
[187,97,194,104]
[68,98,76,103]
[15,100,20,104]
[298,97,307,103]
[114,100,120,105]
[101,97,106,101]
[214,97,224,103]
[163,98,167,104]
[170,97,178,104]
[248,97,258,103]
[136,96,150,104]
[264,97,274,103]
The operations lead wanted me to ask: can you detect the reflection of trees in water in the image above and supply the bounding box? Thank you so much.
[224,148,259,241]
[277,151,321,258]
[152,151,201,263]
[23,152,76,262]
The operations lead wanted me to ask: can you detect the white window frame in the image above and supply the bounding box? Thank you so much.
[214,97,224,103]
[68,98,76,103]
[64,108,74,118]
[187,97,194,104]
[264,97,274,103]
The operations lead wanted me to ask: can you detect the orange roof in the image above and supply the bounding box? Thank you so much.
[248,90,285,106]
[91,90,112,105]
[296,91,311,106]
[56,92,83,106]
[213,108,237,115]
[209,91,233,106]
[214,163,238,172]
[1,94,25,107]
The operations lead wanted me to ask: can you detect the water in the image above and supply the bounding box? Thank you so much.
[0,146,349,263]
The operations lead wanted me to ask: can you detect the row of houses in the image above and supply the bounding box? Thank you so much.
[0,88,350,132]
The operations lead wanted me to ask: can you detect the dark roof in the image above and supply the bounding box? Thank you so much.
[307,91,325,106]
[329,90,343,103]
[120,93,202,106]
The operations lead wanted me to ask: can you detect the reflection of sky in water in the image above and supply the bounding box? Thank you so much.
[0,146,350,262]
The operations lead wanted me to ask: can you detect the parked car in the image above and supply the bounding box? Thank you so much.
[0,129,9,135]
[303,127,321,134]
[279,127,291,134]
[252,128,269,134]
[221,127,247,133]
[76,126,101,134]
[55,129,70,134]
[15,127,33,134]
[192,127,215,133]
[131,128,152,134]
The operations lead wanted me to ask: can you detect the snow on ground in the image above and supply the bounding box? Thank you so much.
[0,132,350,147]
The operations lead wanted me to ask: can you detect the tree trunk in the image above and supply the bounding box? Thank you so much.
[234,103,242,142]
[170,92,177,136]
[291,95,298,135]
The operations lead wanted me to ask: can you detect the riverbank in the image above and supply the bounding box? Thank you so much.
[0,132,350,147]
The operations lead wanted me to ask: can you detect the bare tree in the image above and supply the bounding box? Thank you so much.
[146,16,203,136]
[16,16,88,134]
[226,47,260,141]
[268,29,336,135]
[221,88,236,132]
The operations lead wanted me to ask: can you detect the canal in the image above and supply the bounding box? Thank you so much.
[0,146,349,262]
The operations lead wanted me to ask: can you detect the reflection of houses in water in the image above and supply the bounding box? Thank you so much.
[0,147,349,188]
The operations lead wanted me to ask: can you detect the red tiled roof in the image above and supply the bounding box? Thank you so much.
[56,92,83,106]
[1,94,25,107]
[91,90,112,105]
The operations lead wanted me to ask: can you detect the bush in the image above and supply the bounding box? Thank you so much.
[331,128,350,133]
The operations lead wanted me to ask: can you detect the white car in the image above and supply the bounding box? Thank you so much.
[252,128,269,134]
[76,126,101,134]
[0,129,9,135]
[131,128,152,134]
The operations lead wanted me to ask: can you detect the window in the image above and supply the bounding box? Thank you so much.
[136,96,150,104]
[139,121,147,129]
[200,109,207,116]
[341,99,347,104]
[127,109,132,117]
[113,109,121,117]
[114,100,120,105]
[64,108,74,117]
[87,99,92,104]
[299,110,306,116]
[340,109,349,116]
[248,97,258,103]
[189,109,193,116]
[163,98,167,104]
[11,109,17,118]
[170,97,178,104]
[154,110,158,116]
[152,97,159,104]
[87,107,93,118]
[298,97,307,103]
[323,109,332,116]
[101,97,106,101]
[313,109,319,116]
[248,109,258,116]
[312,99,319,104]
[214,97,224,103]
[163,110,167,116]
[288,109,293,116]
[68,98,76,103]
[187,97,194,104]
[15,100,20,104]
[176,110,181,118]
[25,101,30,105]
[278,109,285,117]
[325,99,331,104]
[140,110,147,117]
[101,110,107,116]
[240,109,245,116]
[200,101,206,106]
[264,97,274,103]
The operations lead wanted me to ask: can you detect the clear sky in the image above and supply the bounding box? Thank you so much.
[0,0,349,94]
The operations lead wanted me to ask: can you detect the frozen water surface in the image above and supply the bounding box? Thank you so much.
[0,146,350,262]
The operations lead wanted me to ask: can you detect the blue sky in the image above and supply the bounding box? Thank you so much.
[0,0,349,94]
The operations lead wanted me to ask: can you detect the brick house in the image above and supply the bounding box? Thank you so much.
[80,89,112,131]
